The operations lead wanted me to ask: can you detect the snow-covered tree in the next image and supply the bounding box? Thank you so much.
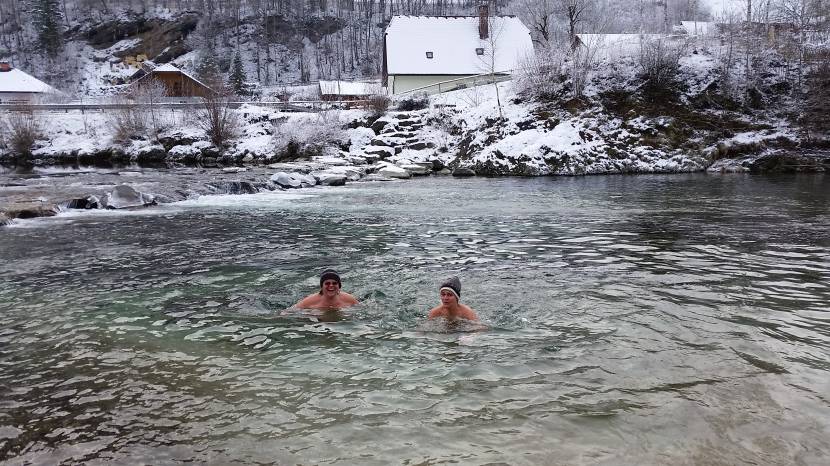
[228,51,248,96]
[31,0,63,58]
[195,47,223,90]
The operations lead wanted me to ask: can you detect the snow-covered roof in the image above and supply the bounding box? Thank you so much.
[680,21,717,35]
[319,80,381,96]
[154,63,182,72]
[0,68,57,94]
[701,0,745,18]
[133,62,213,91]
[385,16,533,75]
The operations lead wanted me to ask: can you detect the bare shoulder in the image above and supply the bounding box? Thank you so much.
[460,304,479,321]
[296,293,321,309]
[340,292,359,306]
[428,306,446,319]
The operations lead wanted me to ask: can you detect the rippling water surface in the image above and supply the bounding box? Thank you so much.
[2,174,829,465]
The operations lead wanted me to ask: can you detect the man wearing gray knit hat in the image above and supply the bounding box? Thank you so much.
[428,276,478,321]
[293,269,359,311]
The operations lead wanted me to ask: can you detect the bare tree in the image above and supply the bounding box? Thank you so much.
[478,10,507,118]
[129,79,169,139]
[638,36,687,89]
[560,0,593,44]
[514,0,558,45]
[2,107,42,164]
[195,87,240,149]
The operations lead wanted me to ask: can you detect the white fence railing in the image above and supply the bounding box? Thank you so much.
[0,100,368,113]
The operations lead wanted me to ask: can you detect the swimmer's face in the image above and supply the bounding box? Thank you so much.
[440,289,457,305]
[321,279,340,296]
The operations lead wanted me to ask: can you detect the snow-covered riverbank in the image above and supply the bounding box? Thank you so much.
[3,65,829,226]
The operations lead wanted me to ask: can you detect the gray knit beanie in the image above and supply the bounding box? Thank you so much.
[439,276,461,299]
[320,269,342,288]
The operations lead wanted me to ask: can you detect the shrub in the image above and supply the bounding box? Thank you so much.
[3,110,42,161]
[108,104,148,145]
[638,37,686,90]
[515,48,570,101]
[272,111,345,161]
[365,94,391,116]
[195,90,241,148]
[396,92,429,111]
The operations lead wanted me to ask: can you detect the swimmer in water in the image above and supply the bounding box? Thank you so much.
[428,276,479,322]
[293,269,359,311]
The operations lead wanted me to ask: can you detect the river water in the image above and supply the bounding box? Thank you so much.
[1,173,829,465]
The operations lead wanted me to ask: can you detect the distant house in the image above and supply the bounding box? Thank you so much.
[318,80,381,101]
[383,5,533,95]
[127,61,157,83]
[679,21,718,36]
[573,34,686,62]
[128,63,213,98]
[0,62,60,104]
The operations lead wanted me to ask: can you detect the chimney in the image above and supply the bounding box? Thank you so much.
[479,4,489,40]
[0,62,11,72]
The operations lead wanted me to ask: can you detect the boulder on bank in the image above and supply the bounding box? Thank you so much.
[316,173,347,186]
[399,162,432,176]
[377,163,411,179]
[101,185,156,209]
[452,167,476,177]
[129,144,167,163]
[749,152,828,173]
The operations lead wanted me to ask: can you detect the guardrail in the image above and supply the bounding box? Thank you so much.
[395,72,514,96]
[0,100,368,113]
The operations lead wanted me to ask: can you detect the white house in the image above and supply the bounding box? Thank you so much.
[318,80,382,101]
[574,34,689,62]
[383,6,534,95]
[679,21,718,36]
[0,63,60,104]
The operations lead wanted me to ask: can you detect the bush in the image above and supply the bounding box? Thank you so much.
[515,48,570,101]
[396,92,429,111]
[639,37,686,89]
[272,111,345,161]
[2,109,42,161]
[364,94,390,116]
[195,91,241,148]
[108,105,148,145]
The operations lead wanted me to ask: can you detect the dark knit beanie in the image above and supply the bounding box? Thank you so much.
[320,269,342,288]
[439,276,461,299]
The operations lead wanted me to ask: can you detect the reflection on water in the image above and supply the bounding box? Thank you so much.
[1,174,829,464]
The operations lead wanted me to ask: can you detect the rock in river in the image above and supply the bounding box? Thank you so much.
[101,185,156,209]
[271,172,303,189]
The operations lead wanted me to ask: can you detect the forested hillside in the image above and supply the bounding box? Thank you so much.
[1,0,735,94]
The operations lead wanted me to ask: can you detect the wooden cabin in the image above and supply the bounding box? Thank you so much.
[128,63,213,98]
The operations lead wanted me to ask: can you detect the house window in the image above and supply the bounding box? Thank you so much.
[476,48,485,56]
[426,52,433,59]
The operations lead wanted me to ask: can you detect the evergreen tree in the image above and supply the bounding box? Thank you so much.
[31,0,63,58]
[228,51,248,96]
[195,47,222,90]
